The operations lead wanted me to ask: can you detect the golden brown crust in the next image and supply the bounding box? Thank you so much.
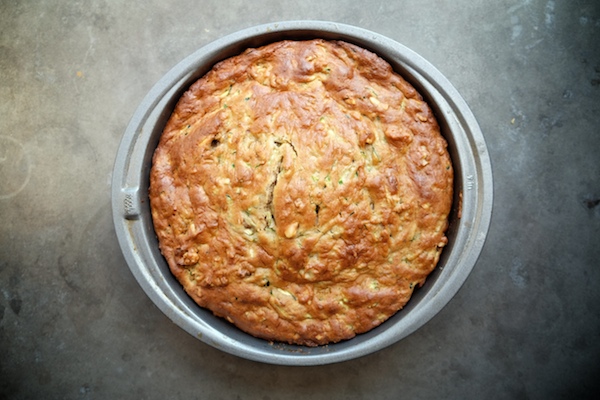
[149,39,453,346]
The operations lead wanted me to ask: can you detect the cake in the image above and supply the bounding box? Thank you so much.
[149,39,453,346]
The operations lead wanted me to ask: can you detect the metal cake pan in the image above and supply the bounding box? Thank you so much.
[111,21,493,366]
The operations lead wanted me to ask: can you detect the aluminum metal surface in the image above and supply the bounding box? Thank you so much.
[111,20,493,366]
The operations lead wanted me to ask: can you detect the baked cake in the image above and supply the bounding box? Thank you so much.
[149,39,453,346]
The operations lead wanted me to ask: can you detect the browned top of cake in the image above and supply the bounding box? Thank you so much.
[149,39,453,346]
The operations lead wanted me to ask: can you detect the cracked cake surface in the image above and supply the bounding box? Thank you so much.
[149,39,453,346]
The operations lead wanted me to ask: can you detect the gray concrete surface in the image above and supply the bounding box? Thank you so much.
[1,0,599,399]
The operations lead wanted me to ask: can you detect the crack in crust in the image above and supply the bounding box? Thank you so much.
[266,150,284,229]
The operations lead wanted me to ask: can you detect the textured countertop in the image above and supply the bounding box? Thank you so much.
[1,1,599,399]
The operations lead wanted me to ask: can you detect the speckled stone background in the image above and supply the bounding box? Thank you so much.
[1,1,599,399]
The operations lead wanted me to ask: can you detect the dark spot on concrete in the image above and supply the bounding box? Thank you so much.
[539,114,563,134]
[8,271,23,315]
[121,352,132,362]
[91,11,113,31]
[0,304,5,321]
[591,79,600,87]
[584,198,600,209]
[9,296,22,315]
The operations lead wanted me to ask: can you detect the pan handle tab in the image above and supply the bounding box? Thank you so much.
[121,187,141,220]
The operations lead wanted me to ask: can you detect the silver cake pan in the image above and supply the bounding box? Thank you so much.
[112,21,493,366]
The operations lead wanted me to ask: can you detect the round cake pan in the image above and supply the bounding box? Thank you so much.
[112,21,493,366]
